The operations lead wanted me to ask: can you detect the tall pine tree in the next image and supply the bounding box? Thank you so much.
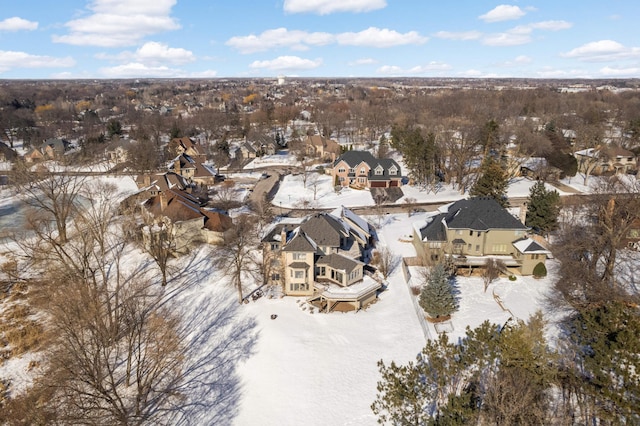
[419,263,457,319]
[470,156,509,207]
[525,180,561,236]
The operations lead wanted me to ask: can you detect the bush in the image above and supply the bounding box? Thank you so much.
[532,262,547,278]
[509,275,517,281]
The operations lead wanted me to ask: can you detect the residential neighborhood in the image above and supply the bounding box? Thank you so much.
[1,77,640,425]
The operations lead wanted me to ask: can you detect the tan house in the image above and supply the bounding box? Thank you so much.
[304,135,342,161]
[412,198,550,276]
[142,188,233,251]
[169,153,218,186]
[332,150,402,188]
[168,137,206,161]
[262,207,381,312]
[574,145,637,175]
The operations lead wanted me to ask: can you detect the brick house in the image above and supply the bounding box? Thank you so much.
[332,150,402,188]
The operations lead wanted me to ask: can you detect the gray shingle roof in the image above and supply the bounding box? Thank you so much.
[299,213,346,247]
[333,151,401,181]
[282,230,317,252]
[443,198,528,231]
[419,198,528,241]
[316,253,362,273]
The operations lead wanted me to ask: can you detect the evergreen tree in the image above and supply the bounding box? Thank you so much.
[391,125,437,186]
[470,156,509,207]
[526,180,561,236]
[373,317,558,425]
[419,264,457,318]
[567,301,640,424]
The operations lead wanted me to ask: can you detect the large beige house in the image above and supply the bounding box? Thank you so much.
[262,207,381,312]
[574,145,637,175]
[413,198,550,276]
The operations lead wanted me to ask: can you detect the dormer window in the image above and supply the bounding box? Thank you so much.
[389,165,397,175]
[374,165,384,175]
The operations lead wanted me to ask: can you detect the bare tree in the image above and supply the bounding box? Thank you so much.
[143,218,175,287]
[374,246,396,279]
[13,162,86,244]
[214,214,260,304]
[12,179,186,424]
[482,258,505,293]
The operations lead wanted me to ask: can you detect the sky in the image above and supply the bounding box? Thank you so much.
[0,0,639,80]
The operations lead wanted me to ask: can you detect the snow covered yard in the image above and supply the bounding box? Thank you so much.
[231,212,557,425]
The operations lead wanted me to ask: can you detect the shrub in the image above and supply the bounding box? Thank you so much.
[532,262,547,278]
[509,275,517,281]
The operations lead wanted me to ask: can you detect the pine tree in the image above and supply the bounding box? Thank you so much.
[470,157,509,207]
[419,264,457,318]
[525,180,561,236]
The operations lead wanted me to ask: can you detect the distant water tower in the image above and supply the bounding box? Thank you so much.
[277,75,286,85]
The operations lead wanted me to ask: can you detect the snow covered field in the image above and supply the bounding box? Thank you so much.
[0,166,569,425]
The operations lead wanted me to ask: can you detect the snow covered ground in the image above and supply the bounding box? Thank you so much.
[0,161,588,425]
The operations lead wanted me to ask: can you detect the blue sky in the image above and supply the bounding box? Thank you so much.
[0,0,639,79]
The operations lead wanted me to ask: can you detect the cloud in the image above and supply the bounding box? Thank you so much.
[535,66,591,78]
[227,27,426,53]
[283,0,386,15]
[0,17,38,31]
[482,20,571,46]
[226,28,333,54]
[0,50,75,73]
[99,62,178,78]
[498,55,533,67]
[562,40,640,62]
[482,32,531,46]
[479,5,526,23]
[349,58,377,66]
[434,31,482,41]
[336,27,427,47]
[97,41,195,66]
[377,61,451,76]
[53,0,180,47]
[599,66,640,77]
[249,56,322,71]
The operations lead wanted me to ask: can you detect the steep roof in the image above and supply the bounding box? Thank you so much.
[513,237,550,254]
[282,229,318,253]
[418,197,528,241]
[316,253,363,274]
[333,151,401,180]
[443,198,528,231]
[299,213,347,247]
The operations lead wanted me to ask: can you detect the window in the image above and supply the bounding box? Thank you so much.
[335,271,343,283]
[374,166,383,175]
[293,252,306,260]
[469,230,473,236]
[467,244,472,251]
[431,254,439,262]
[339,177,345,182]
[492,244,508,253]
[271,273,280,281]
[338,168,345,173]
[349,168,355,174]
[294,270,305,279]
[270,243,279,250]
[456,230,463,235]
[360,168,366,175]
[389,166,397,175]
[475,245,480,252]
[358,177,366,183]
[477,231,481,237]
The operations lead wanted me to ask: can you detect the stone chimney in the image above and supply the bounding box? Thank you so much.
[159,192,167,212]
[518,202,528,225]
